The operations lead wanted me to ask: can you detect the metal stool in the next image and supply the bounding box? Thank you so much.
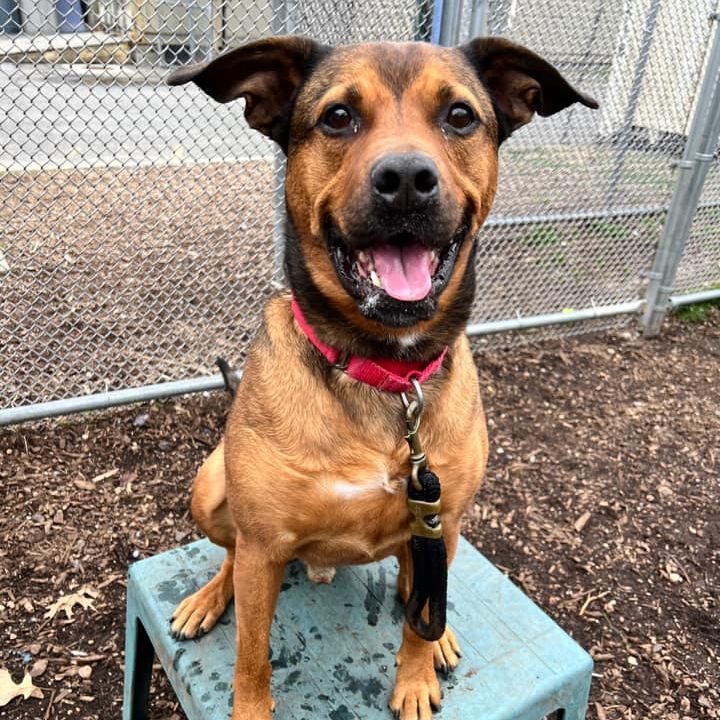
[123,537,592,719]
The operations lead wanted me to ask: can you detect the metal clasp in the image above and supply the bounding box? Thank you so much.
[401,377,427,491]
[408,498,443,539]
[401,377,443,539]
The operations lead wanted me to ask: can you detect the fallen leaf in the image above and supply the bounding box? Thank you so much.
[0,668,36,707]
[29,659,47,678]
[44,586,99,621]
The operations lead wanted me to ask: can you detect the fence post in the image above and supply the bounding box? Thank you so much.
[271,0,290,285]
[642,15,720,337]
[438,0,463,46]
[469,0,489,38]
[604,0,662,207]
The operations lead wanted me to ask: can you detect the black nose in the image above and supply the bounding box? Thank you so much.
[371,153,439,212]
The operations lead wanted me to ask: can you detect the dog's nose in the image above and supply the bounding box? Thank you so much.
[371,153,439,212]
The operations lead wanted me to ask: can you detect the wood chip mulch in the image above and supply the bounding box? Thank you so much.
[1,310,718,720]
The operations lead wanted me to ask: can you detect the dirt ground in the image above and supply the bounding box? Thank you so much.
[1,309,718,720]
[0,162,275,408]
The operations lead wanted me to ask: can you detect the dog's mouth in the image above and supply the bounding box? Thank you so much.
[326,223,467,307]
[354,241,439,301]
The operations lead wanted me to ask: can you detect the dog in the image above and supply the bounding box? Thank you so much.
[167,35,596,720]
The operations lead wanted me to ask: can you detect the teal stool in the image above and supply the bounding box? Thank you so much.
[123,537,592,719]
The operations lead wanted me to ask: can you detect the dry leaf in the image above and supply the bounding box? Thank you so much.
[29,659,47,678]
[0,668,36,707]
[44,585,98,621]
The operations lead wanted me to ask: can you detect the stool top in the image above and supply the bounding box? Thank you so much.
[128,537,592,720]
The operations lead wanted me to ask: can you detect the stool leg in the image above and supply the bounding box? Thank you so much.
[558,681,591,720]
[558,697,587,720]
[123,611,155,720]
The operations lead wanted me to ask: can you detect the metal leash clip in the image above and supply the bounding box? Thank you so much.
[401,377,427,490]
[401,378,442,540]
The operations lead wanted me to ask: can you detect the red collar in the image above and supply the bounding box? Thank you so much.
[290,295,448,393]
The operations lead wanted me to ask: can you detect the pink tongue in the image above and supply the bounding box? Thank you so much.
[370,242,433,301]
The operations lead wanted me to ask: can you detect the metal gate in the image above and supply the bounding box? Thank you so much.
[1,0,719,424]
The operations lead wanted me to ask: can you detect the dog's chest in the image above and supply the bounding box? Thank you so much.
[301,418,461,554]
[327,471,406,501]
[295,462,413,565]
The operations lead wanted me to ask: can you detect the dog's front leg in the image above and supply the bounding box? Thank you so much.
[231,537,284,720]
[390,619,442,720]
[391,524,461,719]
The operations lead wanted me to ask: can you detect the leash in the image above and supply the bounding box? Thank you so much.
[401,378,447,642]
[290,296,448,641]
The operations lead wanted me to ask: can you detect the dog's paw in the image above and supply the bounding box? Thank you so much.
[432,626,461,675]
[303,562,336,584]
[389,667,441,720]
[170,585,230,640]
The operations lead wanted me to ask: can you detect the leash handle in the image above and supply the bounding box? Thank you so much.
[405,468,447,641]
[400,381,448,642]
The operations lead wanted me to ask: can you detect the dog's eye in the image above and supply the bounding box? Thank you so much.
[321,104,355,134]
[444,103,476,132]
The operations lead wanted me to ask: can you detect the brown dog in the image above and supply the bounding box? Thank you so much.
[167,36,596,720]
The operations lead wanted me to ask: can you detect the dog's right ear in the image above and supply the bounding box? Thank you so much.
[167,36,329,151]
[461,37,598,143]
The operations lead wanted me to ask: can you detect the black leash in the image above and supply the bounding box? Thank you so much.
[401,379,447,642]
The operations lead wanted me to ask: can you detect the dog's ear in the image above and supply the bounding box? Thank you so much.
[167,36,329,151]
[461,37,598,142]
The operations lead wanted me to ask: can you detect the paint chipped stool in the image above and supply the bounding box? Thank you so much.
[123,537,592,719]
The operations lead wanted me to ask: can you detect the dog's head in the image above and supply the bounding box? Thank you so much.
[169,37,596,354]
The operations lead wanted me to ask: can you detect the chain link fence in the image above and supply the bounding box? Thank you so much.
[468,0,720,342]
[1,0,719,423]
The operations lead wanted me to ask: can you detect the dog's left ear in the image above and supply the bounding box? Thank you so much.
[167,36,329,151]
[461,37,598,142]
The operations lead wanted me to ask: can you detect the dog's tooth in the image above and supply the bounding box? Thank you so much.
[358,250,376,272]
[370,270,382,288]
[356,259,368,278]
